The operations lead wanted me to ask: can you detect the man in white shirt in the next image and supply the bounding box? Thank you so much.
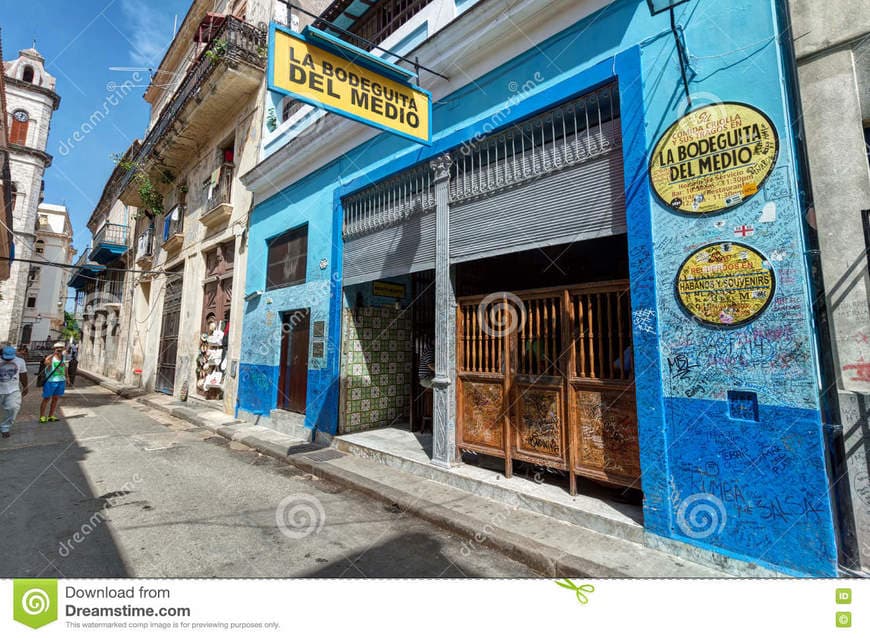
[0,345,29,438]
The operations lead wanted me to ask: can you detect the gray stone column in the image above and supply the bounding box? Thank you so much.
[430,153,457,469]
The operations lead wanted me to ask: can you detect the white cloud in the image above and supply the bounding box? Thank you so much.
[120,0,174,68]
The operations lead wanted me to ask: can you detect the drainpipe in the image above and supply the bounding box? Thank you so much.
[775,0,863,574]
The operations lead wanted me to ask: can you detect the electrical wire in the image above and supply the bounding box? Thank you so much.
[0,255,176,277]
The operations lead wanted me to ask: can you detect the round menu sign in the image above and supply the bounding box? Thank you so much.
[650,102,779,215]
[676,242,775,328]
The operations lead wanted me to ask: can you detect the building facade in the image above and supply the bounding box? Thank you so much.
[74,0,281,411]
[20,203,74,343]
[787,0,870,573]
[73,190,134,379]
[0,46,60,344]
[237,0,846,576]
[0,30,12,283]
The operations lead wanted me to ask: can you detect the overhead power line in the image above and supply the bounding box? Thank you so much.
[0,256,175,277]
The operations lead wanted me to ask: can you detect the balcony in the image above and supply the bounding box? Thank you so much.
[200,162,234,229]
[89,222,129,264]
[98,277,124,310]
[136,226,155,266]
[162,206,185,253]
[318,0,431,50]
[68,254,106,290]
[117,16,266,207]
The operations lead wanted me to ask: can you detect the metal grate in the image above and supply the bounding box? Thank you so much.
[449,84,620,203]
[342,162,435,239]
[305,449,345,463]
[341,84,621,241]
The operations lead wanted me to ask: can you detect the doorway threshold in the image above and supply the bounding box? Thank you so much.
[334,427,644,543]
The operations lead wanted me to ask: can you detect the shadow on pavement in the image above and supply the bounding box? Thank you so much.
[298,532,490,578]
[0,377,129,577]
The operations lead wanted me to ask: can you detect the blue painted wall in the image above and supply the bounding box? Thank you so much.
[237,165,345,433]
[239,0,838,575]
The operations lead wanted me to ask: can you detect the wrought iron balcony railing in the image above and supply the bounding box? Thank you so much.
[115,16,266,206]
[206,163,234,212]
[317,0,433,51]
[93,222,128,247]
[99,277,124,306]
[90,222,129,263]
[163,206,185,243]
[136,226,154,261]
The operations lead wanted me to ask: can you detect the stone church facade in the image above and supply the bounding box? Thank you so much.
[0,46,60,344]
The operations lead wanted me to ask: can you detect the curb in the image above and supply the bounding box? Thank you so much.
[286,452,620,577]
[77,369,147,399]
[90,376,720,578]
[133,393,627,576]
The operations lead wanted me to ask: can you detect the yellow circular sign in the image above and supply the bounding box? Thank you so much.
[650,102,779,214]
[676,242,775,327]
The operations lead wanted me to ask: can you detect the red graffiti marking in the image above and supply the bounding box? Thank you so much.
[843,357,870,383]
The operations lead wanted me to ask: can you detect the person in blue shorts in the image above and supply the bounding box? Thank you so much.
[40,342,68,423]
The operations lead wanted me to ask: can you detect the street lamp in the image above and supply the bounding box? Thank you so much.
[646,0,692,107]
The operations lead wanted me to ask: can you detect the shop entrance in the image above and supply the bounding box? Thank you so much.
[278,308,309,413]
[454,236,639,495]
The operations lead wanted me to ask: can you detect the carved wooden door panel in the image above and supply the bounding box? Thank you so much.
[566,283,640,488]
[456,282,640,493]
[510,293,567,470]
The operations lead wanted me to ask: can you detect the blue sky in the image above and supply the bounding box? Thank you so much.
[2,0,190,257]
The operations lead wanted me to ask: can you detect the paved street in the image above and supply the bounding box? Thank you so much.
[0,375,537,578]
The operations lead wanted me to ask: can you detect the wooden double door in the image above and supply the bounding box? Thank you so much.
[456,281,640,494]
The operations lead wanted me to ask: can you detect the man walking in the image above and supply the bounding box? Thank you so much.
[0,345,29,438]
[40,342,68,423]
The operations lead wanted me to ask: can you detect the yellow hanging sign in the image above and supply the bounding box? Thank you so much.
[676,242,775,327]
[268,24,431,144]
[650,103,778,214]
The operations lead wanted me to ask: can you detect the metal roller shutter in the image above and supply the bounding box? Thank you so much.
[343,208,435,285]
[340,83,624,281]
[449,150,625,263]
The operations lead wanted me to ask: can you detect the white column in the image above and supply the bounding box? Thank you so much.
[430,153,457,469]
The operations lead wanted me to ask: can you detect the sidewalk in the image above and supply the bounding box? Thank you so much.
[76,368,732,578]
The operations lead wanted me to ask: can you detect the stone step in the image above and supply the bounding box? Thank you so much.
[334,428,645,544]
